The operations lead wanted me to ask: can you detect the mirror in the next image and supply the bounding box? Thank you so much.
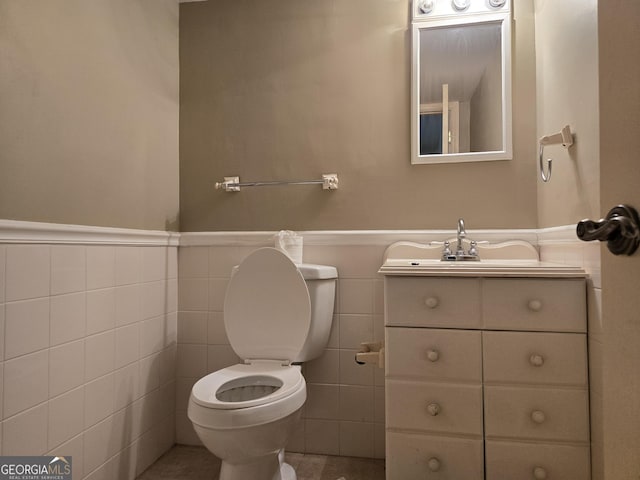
[411,11,512,164]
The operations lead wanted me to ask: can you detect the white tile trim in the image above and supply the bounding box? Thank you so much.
[0,220,179,246]
[0,219,583,248]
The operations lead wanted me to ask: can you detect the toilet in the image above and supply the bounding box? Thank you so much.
[188,247,337,480]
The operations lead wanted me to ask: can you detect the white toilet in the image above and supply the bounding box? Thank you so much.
[187,247,337,480]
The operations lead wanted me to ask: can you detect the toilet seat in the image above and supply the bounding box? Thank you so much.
[191,362,304,410]
[224,248,311,363]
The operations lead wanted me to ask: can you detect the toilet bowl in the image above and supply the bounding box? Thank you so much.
[187,247,337,480]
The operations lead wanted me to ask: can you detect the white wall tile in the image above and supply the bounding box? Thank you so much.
[83,416,114,474]
[177,278,208,311]
[176,344,207,378]
[303,349,339,384]
[588,286,603,342]
[139,315,164,358]
[164,312,177,348]
[47,434,84,480]
[166,278,178,313]
[207,345,240,373]
[167,247,178,280]
[139,352,162,395]
[176,377,197,412]
[113,363,140,411]
[6,245,50,301]
[0,245,5,303]
[85,331,115,382]
[4,350,49,418]
[339,421,374,458]
[116,285,141,326]
[373,422,386,459]
[339,349,374,386]
[50,292,86,346]
[3,403,48,455]
[49,340,85,398]
[48,387,84,450]
[84,374,114,429]
[206,311,228,345]
[339,385,374,422]
[178,247,209,278]
[115,246,142,286]
[208,278,228,311]
[304,419,340,455]
[339,314,373,349]
[0,305,4,360]
[374,386,385,424]
[86,246,116,291]
[86,288,116,335]
[175,411,201,445]
[158,345,177,384]
[178,311,208,344]
[115,324,139,369]
[142,247,168,283]
[5,298,49,359]
[208,246,252,278]
[51,245,86,295]
[305,384,339,420]
[589,337,604,396]
[142,281,166,320]
[339,279,373,314]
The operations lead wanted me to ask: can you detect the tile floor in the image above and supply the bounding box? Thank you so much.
[136,446,385,480]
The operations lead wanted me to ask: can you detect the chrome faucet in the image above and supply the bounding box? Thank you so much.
[441,218,480,261]
[456,218,467,257]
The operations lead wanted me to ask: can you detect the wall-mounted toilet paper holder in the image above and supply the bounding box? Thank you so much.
[355,341,385,368]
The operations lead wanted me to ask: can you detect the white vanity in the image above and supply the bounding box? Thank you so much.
[380,241,590,479]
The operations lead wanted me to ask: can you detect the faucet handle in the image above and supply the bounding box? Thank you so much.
[442,240,452,256]
[468,241,478,257]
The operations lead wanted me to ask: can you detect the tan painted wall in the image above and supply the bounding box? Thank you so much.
[0,0,179,231]
[179,0,538,231]
[534,0,599,228]
[598,1,640,478]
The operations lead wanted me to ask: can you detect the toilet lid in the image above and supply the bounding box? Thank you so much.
[224,248,311,362]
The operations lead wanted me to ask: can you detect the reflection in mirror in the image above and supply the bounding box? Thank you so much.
[412,13,511,164]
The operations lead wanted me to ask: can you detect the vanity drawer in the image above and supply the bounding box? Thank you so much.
[484,386,590,442]
[385,277,481,328]
[482,331,588,386]
[386,380,483,435]
[485,440,590,480]
[387,432,484,480]
[483,278,586,332]
[386,328,482,382]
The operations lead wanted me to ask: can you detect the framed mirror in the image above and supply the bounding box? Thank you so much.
[411,10,512,164]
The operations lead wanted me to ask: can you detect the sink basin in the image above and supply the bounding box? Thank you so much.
[379,240,586,278]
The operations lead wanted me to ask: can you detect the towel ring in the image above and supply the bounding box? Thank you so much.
[539,144,552,182]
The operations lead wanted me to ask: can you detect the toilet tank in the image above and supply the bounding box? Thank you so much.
[293,263,337,363]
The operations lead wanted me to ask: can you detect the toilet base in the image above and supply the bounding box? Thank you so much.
[219,451,296,480]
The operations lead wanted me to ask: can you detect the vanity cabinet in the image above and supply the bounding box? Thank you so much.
[384,275,590,480]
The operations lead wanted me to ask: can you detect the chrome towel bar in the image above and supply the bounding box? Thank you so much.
[215,174,339,192]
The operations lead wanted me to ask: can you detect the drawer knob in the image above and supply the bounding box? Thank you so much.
[533,466,548,479]
[426,349,440,362]
[427,457,441,472]
[527,299,543,311]
[529,354,545,367]
[426,403,441,416]
[425,296,439,309]
[531,410,546,424]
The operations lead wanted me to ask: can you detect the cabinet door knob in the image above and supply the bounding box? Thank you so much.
[533,466,548,479]
[426,349,440,362]
[531,410,546,424]
[527,299,543,311]
[426,403,441,416]
[427,457,441,472]
[529,354,545,367]
[425,296,439,309]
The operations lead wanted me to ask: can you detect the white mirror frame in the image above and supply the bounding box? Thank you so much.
[411,12,512,165]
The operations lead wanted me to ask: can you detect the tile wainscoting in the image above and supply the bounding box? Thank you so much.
[0,221,599,470]
[177,226,600,461]
[0,221,178,480]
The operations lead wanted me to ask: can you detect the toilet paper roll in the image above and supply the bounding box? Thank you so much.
[275,230,303,264]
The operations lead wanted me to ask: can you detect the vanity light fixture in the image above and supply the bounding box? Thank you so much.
[451,0,471,11]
